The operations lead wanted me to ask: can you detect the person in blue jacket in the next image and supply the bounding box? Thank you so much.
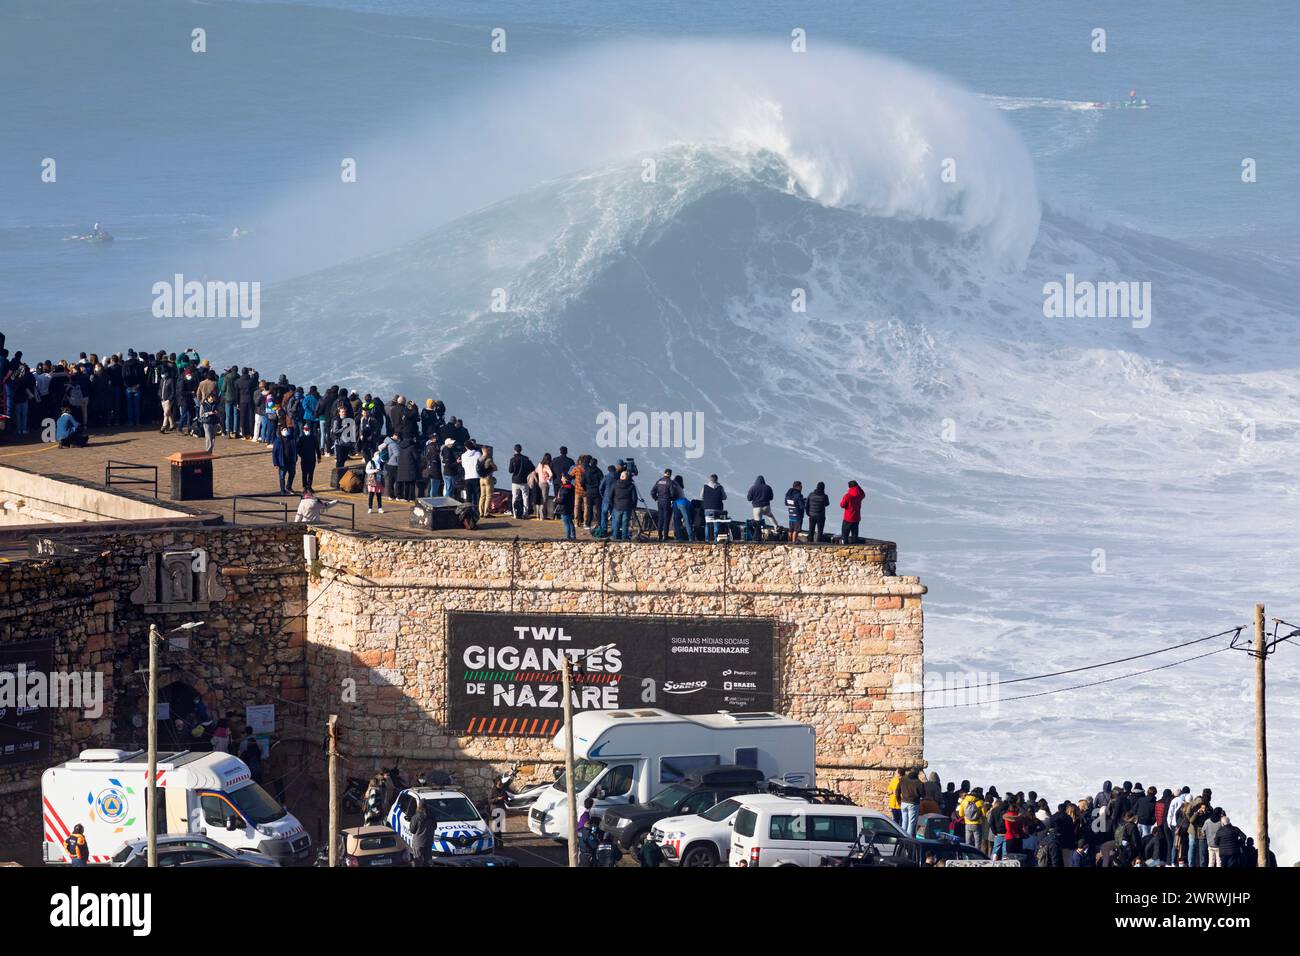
[55,404,88,447]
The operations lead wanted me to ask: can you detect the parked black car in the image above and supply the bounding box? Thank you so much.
[600,765,767,851]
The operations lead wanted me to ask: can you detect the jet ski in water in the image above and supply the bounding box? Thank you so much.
[1113,89,1149,109]
[66,222,114,242]
[1085,91,1149,110]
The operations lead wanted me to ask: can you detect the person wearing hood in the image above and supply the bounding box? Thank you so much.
[420,398,440,446]
[784,481,806,542]
[610,470,638,540]
[555,475,577,540]
[839,480,865,543]
[701,474,727,543]
[805,481,830,543]
[746,475,776,535]
[924,771,942,803]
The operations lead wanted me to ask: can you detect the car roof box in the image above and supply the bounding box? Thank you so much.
[687,765,766,786]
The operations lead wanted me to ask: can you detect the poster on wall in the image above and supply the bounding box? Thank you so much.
[0,639,55,767]
[447,612,776,736]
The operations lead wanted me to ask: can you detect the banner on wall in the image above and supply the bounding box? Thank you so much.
[0,639,55,767]
[447,612,776,736]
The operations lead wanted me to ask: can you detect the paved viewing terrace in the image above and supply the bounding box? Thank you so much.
[0,426,896,558]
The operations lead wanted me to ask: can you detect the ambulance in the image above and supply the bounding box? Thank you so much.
[41,749,312,866]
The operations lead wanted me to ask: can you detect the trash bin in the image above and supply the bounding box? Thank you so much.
[167,451,213,500]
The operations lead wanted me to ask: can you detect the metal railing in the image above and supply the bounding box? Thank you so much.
[104,460,158,498]
[231,495,355,530]
[231,495,289,525]
[319,499,356,531]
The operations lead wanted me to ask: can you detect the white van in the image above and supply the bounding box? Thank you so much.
[528,709,815,840]
[41,749,312,866]
[727,795,906,867]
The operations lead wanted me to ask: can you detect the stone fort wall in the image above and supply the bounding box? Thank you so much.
[306,532,924,806]
[0,523,924,861]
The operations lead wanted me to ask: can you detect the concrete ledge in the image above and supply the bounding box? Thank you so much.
[0,464,224,544]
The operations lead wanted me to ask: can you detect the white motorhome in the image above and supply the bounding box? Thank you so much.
[528,709,815,840]
[41,749,312,865]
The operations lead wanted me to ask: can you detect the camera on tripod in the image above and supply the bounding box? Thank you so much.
[619,457,639,477]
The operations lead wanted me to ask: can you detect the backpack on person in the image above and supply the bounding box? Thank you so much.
[963,798,982,824]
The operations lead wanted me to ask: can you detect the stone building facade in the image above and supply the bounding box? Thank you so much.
[0,521,924,862]
[0,525,308,862]
[307,531,924,805]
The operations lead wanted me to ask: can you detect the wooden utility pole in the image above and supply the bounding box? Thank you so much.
[146,624,160,869]
[327,714,340,868]
[1254,604,1269,867]
[140,620,201,869]
[562,655,578,868]
[146,624,163,868]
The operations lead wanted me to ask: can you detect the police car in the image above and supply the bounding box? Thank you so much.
[388,786,495,857]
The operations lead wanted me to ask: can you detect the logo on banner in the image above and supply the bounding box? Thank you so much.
[663,680,708,695]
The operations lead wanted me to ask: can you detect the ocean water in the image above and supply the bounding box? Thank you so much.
[2,0,1298,859]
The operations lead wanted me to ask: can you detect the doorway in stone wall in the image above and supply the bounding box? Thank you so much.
[161,681,204,751]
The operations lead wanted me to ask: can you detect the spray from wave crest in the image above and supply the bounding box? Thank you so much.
[253,41,1041,276]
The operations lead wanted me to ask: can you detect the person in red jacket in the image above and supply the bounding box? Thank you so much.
[839,480,865,543]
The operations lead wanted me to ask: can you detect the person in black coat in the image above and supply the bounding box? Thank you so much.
[1214,818,1244,868]
[507,445,534,518]
[297,424,321,492]
[551,446,574,488]
[803,482,831,543]
[555,476,577,540]
[651,469,675,541]
[1143,822,1169,863]
[610,472,639,541]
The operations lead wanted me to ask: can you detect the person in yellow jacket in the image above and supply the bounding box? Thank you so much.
[957,788,987,847]
[887,769,902,825]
